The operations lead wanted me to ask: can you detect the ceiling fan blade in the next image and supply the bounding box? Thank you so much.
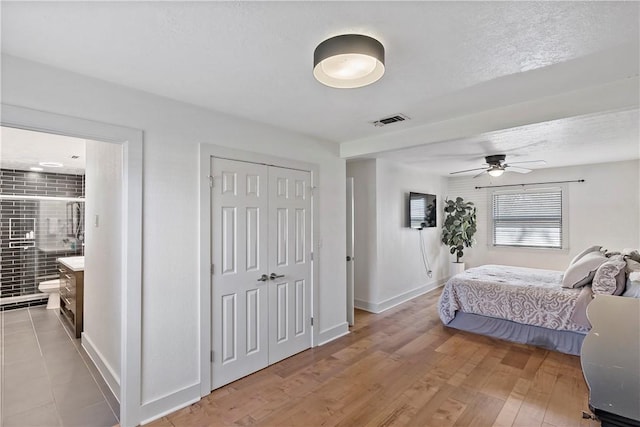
[507,166,532,174]
[507,160,547,166]
[449,167,488,175]
[473,170,488,178]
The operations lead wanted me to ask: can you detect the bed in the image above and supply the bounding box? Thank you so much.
[438,264,592,355]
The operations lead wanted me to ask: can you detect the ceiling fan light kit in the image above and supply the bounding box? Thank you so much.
[488,167,505,177]
[450,154,547,178]
[313,34,385,88]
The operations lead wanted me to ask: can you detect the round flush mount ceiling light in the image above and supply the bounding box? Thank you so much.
[488,167,505,177]
[39,161,64,168]
[313,34,385,89]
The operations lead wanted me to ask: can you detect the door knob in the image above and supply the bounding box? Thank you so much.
[346,256,352,261]
[257,274,269,282]
[269,273,285,280]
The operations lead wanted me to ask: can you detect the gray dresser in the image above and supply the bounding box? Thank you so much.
[581,295,640,427]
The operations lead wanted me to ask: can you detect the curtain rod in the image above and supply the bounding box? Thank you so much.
[474,179,585,190]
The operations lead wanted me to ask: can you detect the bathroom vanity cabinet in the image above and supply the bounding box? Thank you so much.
[58,257,85,339]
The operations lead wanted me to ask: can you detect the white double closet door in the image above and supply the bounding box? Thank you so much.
[211,157,312,389]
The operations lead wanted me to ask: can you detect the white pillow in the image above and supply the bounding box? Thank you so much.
[562,251,608,288]
[623,279,640,298]
[569,245,602,267]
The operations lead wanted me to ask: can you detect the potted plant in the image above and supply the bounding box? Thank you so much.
[441,197,477,275]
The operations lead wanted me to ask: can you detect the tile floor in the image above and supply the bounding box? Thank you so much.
[1,306,119,427]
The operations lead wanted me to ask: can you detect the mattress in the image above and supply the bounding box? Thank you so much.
[438,264,590,334]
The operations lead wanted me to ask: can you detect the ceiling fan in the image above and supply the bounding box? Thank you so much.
[450,154,546,178]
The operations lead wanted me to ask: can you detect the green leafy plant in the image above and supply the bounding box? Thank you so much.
[441,197,477,263]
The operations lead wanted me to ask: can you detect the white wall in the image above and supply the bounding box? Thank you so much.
[347,158,449,313]
[345,160,377,304]
[1,55,347,421]
[447,160,640,271]
[376,159,450,304]
[84,139,123,396]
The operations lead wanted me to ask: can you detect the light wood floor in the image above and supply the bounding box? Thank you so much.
[148,289,598,427]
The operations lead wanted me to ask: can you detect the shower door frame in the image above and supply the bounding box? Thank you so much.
[1,104,143,427]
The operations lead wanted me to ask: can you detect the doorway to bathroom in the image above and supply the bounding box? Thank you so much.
[0,105,142,426]
[0,127,87,311]
[0,125,122,426]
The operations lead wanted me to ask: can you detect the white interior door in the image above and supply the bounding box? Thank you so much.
[211,159,312,389]
[211,158,269,389]
[346,177,355,326]
[267,166,312,364]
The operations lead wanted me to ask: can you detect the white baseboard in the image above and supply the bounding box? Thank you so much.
[353,299,378,313]
[81,333,121,401]
[0,293,47,305]
[317,322,350,346]
[140,383,201,425]
[354,279,447,314]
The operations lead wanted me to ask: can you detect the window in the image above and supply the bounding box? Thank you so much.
[492,187,564,249]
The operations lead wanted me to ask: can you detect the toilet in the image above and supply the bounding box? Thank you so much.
[38,279,61,309]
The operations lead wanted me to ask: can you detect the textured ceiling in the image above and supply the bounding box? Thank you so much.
[1,127,86,175]
[1,1,639,173]
[375,109,640,175]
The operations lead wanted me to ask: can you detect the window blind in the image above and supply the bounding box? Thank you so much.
[492,188,563,248]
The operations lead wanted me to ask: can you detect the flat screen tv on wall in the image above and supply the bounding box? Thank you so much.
[408,192,437,229]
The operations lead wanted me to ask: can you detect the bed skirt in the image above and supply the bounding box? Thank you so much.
[447,311,586,356]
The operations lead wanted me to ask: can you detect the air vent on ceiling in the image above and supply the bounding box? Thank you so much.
[371,113,410,127]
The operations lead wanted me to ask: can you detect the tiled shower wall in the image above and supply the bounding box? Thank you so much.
[0,169,85,311]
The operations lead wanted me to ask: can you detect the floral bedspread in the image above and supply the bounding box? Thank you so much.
[438,264,589,333]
